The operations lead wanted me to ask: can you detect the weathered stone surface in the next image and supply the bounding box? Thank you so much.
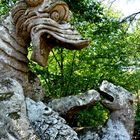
[77,80,134,140]
[0,79,134,140]
[0,78,38,140]
[26,98,79,140]
[0,78,80,140]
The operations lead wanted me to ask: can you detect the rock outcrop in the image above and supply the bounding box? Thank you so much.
[0,78,37,139]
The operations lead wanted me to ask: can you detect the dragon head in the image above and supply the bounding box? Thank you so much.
[11,0,89,66]
[99,81,133,111]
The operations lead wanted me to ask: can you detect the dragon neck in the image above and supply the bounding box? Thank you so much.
[109,107,134,138]
[0,14,30,87]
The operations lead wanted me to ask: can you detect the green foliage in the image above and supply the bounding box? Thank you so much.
[0,0,16,15]
[64,0,104,23]
[76,103,109,127]
[135,102,140,129]
[0,0,9,15]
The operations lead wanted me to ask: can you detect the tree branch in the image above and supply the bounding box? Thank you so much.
[120,11,140,23]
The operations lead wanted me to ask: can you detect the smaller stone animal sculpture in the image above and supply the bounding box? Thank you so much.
[77,80,134,140]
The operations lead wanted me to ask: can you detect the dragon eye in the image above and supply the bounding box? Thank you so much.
[49,4,70,22]
[26,0,43,7]
[50,11,60,21]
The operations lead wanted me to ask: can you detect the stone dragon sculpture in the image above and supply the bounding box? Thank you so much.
[0,0,134,140]
[0,0,89,100]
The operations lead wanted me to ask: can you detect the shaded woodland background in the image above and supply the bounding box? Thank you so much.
[0,0,140,137]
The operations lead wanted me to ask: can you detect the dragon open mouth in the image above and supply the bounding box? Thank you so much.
[99,81,115,103]
[99,90,114,102]
[20,1,90,67]
[12,0,89,67]
[30,21,89,66]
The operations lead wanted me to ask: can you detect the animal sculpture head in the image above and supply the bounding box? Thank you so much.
[99,80,133,111]
[11,0,89,66]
